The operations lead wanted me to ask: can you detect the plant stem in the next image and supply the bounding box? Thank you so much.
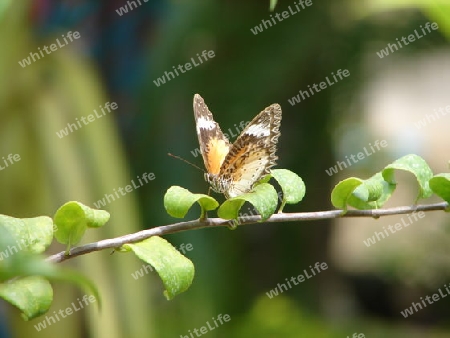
[46,201,448,264]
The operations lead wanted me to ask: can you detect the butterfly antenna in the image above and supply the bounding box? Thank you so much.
[168,153,205,172]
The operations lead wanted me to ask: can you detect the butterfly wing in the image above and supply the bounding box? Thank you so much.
[218,103,282,198]
[193,94,230,175]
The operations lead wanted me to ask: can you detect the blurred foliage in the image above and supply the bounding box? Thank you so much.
[0,0,449,337]
[0,1,154,337]
[231,296,334,337]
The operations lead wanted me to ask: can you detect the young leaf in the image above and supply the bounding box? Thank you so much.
[269,169,305,212]
[347,173,396,210]
[122,236,195,300]
[382,154,433,202]
[429,173,450,207]
[0,226,56,281]
[331,155,433,210]
[164,186,219,218]
[0,269,101,319]
[0,212,101,314]
[53,201,110,251]
[0,276,53,320]
[0,248,101,316]
[270,0,278,11]
[331,177,364,210]
[217,183,278,221]
[0,215,54,254]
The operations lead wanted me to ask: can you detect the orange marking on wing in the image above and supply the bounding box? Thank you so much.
[228,147,249,166]
[206,138,229,174]
[222,145,251,175]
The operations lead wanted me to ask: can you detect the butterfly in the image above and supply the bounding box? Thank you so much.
[193,94,282,198]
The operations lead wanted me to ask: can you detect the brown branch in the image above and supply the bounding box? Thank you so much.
[46,201,448,264]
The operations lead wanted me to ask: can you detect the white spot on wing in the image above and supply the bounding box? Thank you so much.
[196,117,216,131]
[245,124,270,136]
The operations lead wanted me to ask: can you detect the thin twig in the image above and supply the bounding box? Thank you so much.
[46,202,448,264]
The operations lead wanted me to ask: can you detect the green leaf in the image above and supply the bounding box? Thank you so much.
[0,219,57,285]
[429,173,450,207]
[0,250,53,282]
[348,173,396,210]
[269,169,305,212]
[0,225,57,281]
[382,154,433,202]
[0,220,100,308]
[270,0,278,11]
[424,2,450,41]
[332,155,434,210]
[123,236,195,300]
[331,177,363,210]
[0,215,54,254]
[0,276,53,320]
[53,201,110,250]
[0,247,100,316]
[164,186,219,218]
[331,173,395,211]
[217,183,278,221]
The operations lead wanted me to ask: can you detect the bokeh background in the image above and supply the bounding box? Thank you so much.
[0,0,449,337]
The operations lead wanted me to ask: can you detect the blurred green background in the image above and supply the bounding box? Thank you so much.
[0,0,449,337]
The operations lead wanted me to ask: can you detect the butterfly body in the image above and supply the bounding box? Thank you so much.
[193,94,281,198]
